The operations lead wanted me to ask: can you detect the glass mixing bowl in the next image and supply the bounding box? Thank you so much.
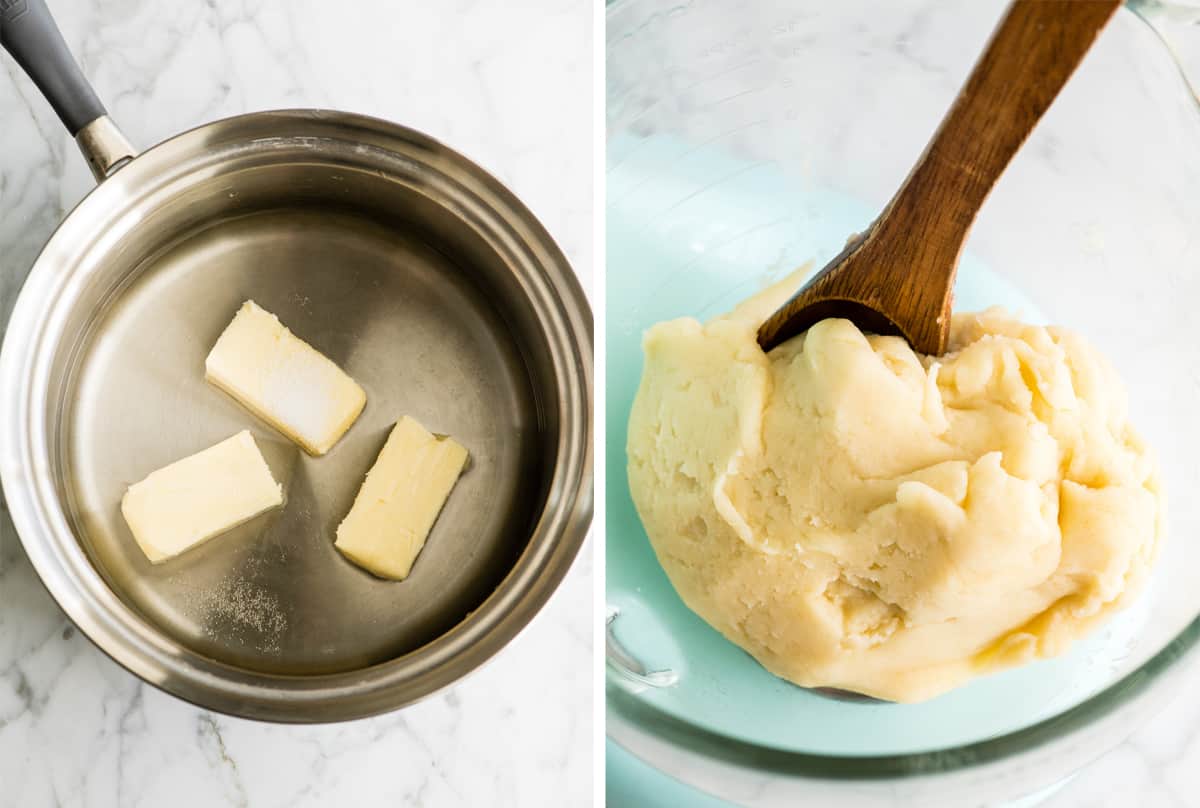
[605,0,1200,804]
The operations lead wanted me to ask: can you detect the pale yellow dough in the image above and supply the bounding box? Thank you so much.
[627,274,1164,702]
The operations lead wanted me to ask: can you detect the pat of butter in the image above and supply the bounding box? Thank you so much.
[205,301,367,456]
[121,430,283,564]
[335,416,469,580]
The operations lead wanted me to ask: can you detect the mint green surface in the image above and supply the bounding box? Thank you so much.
[606,134,1146,764]
[607,739,732,807]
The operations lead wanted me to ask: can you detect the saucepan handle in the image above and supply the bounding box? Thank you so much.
[0,0,137,180]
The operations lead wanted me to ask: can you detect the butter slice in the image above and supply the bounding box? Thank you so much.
[205,301,367,456]
[335,416,469,580]
[121,431,283,564]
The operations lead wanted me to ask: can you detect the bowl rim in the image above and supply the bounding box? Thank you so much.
[607,618,1200,779]
[0,108,594,723]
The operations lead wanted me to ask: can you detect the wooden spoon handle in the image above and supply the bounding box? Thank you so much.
[758,0,1119,356]
[874,0,1121,277]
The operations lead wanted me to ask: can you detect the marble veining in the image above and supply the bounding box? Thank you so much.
[0,1,591,806]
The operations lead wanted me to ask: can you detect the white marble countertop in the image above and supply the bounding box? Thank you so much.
[0,2,592,806]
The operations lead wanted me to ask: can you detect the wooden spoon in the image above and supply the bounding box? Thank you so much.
[757,0,1122,356]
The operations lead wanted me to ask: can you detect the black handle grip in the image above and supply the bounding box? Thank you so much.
[0,0,105,135]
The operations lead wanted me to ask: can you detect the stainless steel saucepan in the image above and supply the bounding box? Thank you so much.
[0,0,591,721]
